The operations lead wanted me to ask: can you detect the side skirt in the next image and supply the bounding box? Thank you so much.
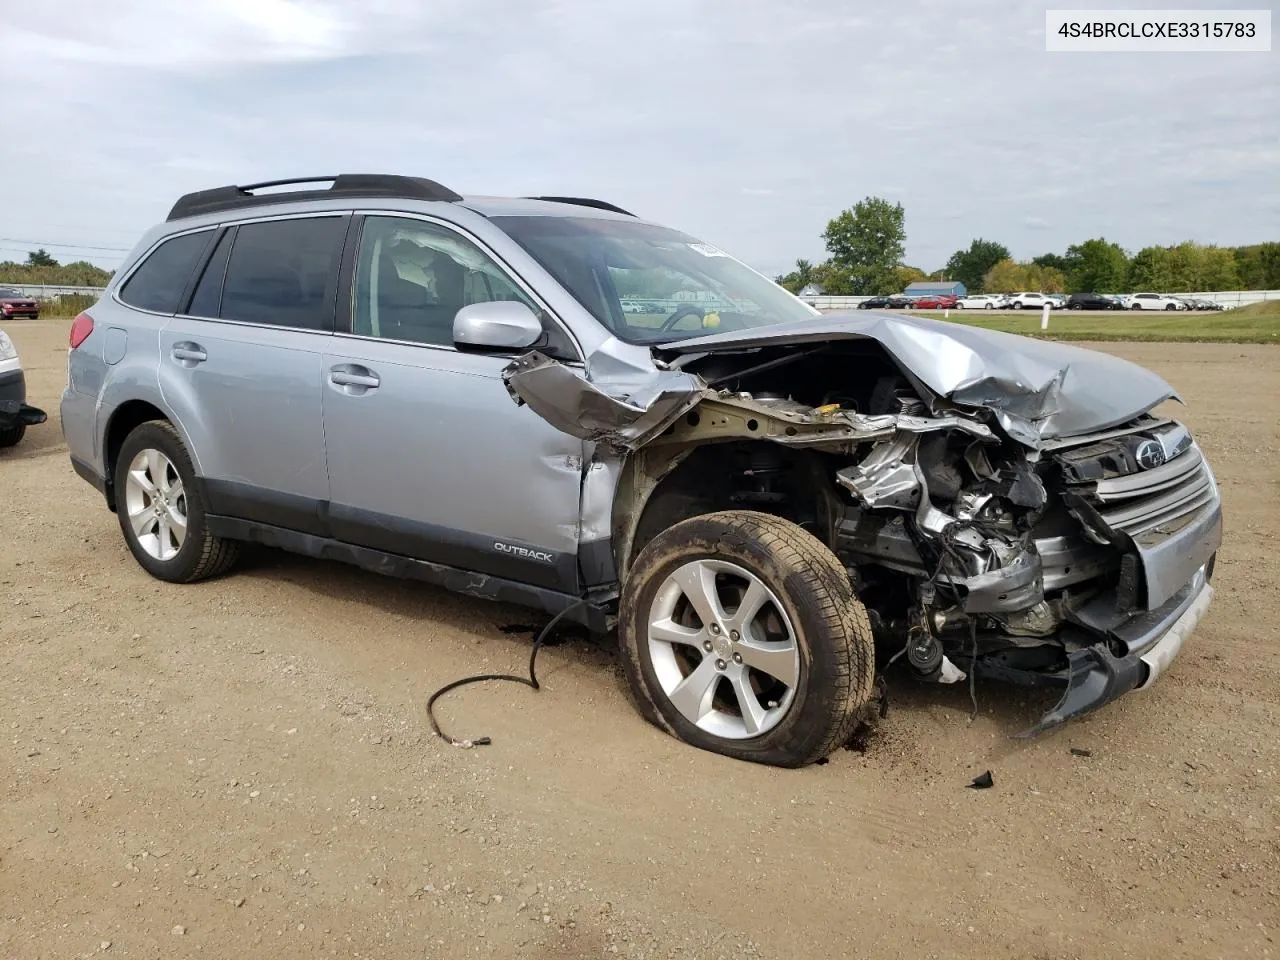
[205,515,613,633]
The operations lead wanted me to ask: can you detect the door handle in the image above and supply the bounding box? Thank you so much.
[171,342,207,365]
[329,364,380,392]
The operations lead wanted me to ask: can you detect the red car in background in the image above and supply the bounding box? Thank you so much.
[0,288,40,320]
[910,294,958,309]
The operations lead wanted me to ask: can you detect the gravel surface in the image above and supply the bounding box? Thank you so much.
[2,319,1276,959]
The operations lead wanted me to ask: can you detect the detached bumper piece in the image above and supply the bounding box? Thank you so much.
[0,399,47,427]
[1014,562,1215,737]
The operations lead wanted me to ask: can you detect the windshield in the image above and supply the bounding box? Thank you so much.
[493,216,816,343]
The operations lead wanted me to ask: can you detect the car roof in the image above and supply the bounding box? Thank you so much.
[163,175,641,225]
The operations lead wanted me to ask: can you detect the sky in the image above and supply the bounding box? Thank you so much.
[1,0,1276,276]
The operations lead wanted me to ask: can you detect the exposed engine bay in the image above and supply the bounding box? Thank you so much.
[502,314,1222,735]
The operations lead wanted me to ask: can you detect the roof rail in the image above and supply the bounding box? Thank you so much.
[527,196,636,217]
[166,174,463,221]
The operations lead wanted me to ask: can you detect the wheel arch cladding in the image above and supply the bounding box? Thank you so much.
[103,400,174,509]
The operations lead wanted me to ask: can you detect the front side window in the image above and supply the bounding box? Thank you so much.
[493,216,815,344]
[218,217,347,330]
[119,230,213,314]
[351,216,539,347]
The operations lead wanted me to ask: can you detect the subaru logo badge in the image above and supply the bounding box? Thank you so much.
[1135,439,1167,471]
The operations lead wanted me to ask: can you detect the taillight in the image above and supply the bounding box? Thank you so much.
[69,312,94,349]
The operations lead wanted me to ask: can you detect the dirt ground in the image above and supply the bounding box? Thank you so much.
[2,318,1276,960]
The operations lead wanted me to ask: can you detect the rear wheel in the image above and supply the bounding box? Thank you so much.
[1165,303,1178,311]
[114,420,239,583]
[618,511,875,767]
[0,424,25,447]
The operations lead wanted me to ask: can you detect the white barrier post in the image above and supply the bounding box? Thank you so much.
[943,308,949,318]
[1041,303,1050,330]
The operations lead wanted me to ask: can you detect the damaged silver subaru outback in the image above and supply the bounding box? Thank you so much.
[62,175,1221,767]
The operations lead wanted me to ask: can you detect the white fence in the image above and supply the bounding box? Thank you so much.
[0,283,107,298]
[803,290,1280,312]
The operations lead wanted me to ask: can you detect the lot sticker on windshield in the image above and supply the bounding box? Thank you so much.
[688,242,728,257]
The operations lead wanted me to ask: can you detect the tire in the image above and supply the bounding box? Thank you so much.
[0,424,25,447]
[1131,303,1143,310]
[954,303,964,309]
[618,510,875,767]
[1165,303,1177,311]
[984,303,994,310]
[113,420,239,583]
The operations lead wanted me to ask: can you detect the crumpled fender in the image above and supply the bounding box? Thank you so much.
[501,351,702,451]
[658,313,1179,447]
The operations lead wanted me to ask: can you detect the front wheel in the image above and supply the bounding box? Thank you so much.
[0,424,25,448]
[114,420,239,583]
[618,511,875,767]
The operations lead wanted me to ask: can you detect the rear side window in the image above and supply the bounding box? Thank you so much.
[119,231,213,313]
[218,217,347,330]
[187,229,234,318]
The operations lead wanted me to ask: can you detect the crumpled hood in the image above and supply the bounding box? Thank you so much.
[661,312,1178,445]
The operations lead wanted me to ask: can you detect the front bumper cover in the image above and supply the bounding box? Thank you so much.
[1015,560,1215,736]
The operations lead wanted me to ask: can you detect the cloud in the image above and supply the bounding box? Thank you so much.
[0,0,1275,274]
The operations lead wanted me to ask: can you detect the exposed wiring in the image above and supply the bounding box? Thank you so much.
[426,600,587,749]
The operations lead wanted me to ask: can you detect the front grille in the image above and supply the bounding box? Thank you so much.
[1089,445,1215,537]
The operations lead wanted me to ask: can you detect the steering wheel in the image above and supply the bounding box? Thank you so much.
[659,304,705,332]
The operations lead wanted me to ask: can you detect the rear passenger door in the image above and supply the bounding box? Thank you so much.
[158,214,349,534]
[320,214,586,592]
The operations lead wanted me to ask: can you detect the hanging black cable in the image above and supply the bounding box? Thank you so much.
[426,600,587,749]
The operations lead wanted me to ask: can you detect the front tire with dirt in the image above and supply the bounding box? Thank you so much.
[618,510,875,767]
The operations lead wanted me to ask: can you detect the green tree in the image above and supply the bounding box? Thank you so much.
[775,258,817,294]
[1127,246,1165,290]
[944,239,1010,294]
[1032,253,1068,272]
[25,248,59,268]
[894,265,928,290]
[1026,264,1066,294]
[982,259,1025,293]
[981,259,1065,293]
[1063,238,1129,293]
[1234,243,1280,289]
[810,261,856,296]
[822,197,906,295]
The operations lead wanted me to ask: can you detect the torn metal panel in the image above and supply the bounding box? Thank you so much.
[660,313,1178,446]
[502,351,701,450]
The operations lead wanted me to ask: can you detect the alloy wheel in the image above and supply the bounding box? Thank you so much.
[646,559,800,739]
[123,448,188,561]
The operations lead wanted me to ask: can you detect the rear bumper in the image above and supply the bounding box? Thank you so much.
[0,369,46,428]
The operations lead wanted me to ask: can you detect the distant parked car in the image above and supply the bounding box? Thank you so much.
[858,295,891,310]
[1128,293,1183,311]
[885,294,917,309]
[1045,294,1067,310]
[0,288,39,320]
[911,294,958,309]
[954,294,1000,310]
[1066,292,1124,310]
[1007,292,1054,310]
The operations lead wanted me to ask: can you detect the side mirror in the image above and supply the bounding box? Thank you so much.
[453,301,543,351]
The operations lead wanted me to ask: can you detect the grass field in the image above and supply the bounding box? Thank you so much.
[909,300,1280,343]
